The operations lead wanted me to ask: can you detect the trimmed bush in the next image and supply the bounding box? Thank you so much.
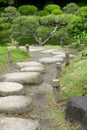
[18,5,38,15]
[80,6,87,17]
[44,4,60,13]
[51,9,62,15]
[63,3,80,15]
[36,10,49,16]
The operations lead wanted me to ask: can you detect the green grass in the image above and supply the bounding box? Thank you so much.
[42,91,70,130]
[60,58,87,99]
[0,47,30,71]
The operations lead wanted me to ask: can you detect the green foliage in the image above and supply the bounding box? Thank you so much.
[10,16,39,38]
[60,59,87,98]
[82,46,87,56]
[0,0,14,5]
[0,7,5,14]
[67,15,87,36]
[63,3,80,15]
[1,6,20,20]
[44,4,60,13]
[40,14,73,26]
[36,10,49,16]
[18,5,38,15]
[79,6,87,17]
[0,47,30,63]
[51,9,62,15]
[17,36,37,46]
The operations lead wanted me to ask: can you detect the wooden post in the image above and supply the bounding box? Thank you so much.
[79,44,85,51]
[56,62,61,78]
[11,38,14,45]
[52,79,60,103]
[26,44,29,55]
[7,49,12,63]
[16,42,19,49]
[65,51,70,66]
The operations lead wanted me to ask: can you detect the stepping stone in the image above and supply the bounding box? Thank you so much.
[53,54,65,58]
[0,117,40,130]
[21,66,45,74]
[65,96,87,123]
[0,96,32,114]
[0,82,24,96]
[52,51,65,55]
[16,61,44,69]
[1,72,43,85]
[39,57,63,64]
[41,49,57,54]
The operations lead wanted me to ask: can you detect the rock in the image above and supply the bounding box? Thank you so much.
[0,82,24,96]
[0,96,32,114]
[41,49,57,54]
[81,113,87,130]
[39,57,63,64]
[21,66,45,74]
[0,117,40,130]
[52,51,65,55]
[1,72,43,85]
[65,96,87,123]
[16,61,44,69]
[53,54,65,58]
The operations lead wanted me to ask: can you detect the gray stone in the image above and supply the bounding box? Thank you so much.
[1,72,43,85]
[0,82,24,96]
[39,57,63,64]
[16,61,44,69]
[65,96,87,123]
[41,49,57,54]
[52,51,65,55]
[81,113,87,130]
[0,117,40,130]
[0,96,32,114]
[21,66,45,74]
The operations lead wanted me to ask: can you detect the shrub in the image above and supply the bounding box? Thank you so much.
[62,3,80,15]
[1,6,20,18]
[80,6,87,17]
[36,10,49,16]
[51,9,62,15]
[18,5,38,15]
[44,4,60,13]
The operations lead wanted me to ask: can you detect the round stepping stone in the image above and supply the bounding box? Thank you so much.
[53,54,65,58]
[39,57,63,64]
[41,49,57,54]
[53,54,75,58]
[21,66,45,74]
[0,96,32,114]
[1,72,43,85]
[16,61,44,69]
[0,117,40,130]
[0,82,24,96]
[52,51,65,55]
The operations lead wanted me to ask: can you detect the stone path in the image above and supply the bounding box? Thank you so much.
[0,46,77,129]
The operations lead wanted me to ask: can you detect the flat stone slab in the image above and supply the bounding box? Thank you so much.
[0,82,24,96]
[16,61,44,69]
[39,57,63,64]
[0,96,32,114]
[0,117,40,130]
[1,72,43,85]
[41,49,57,54]
[53,54,75,58]
[21,66,45,74]
[65,96,87,123]
[52,51,65,55]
